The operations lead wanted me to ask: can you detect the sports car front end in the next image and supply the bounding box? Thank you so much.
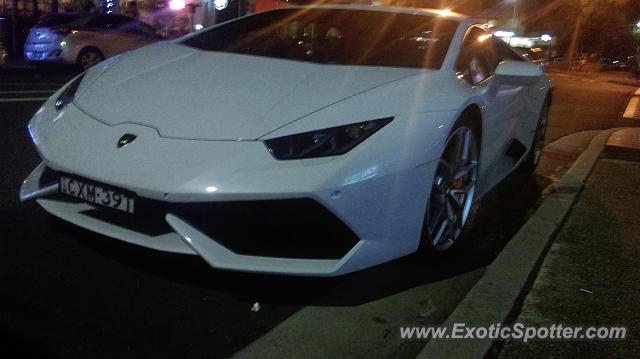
[20,83,454,276]
[21,6,472,276]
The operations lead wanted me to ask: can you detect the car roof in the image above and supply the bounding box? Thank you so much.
[284,4,472,22]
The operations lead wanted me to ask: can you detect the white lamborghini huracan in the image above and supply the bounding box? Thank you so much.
[20,5,551,276]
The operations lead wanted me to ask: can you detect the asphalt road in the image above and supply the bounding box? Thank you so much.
[0,67,634,358]
[546,71,634,142]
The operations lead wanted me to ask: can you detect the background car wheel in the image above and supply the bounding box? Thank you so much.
[420,120,479,252]
[77,48,104,70]
[520,101,550,173]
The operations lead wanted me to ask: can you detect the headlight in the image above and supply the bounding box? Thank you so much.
[264,117,393,160]
[55,73,85,111]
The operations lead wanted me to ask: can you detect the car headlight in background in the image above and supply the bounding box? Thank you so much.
[55,73,85,111]
[264,117,393,160]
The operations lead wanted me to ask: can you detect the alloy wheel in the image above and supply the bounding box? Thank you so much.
[426,126,478,251]
[80,51,102,70]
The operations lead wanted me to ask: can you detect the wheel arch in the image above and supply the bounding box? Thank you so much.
[76,46,104,62]
[456,104,483,149]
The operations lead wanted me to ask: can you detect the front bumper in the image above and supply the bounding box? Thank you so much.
[23,102,444,276]
[21,158,435,276]
[24,42,66,63]
[21,164,363,276]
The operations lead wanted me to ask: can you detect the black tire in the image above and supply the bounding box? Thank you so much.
[419,118,480,253]
[520,101,550,173]
[76,48,104,70]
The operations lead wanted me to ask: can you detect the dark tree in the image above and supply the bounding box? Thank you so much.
[521,0,640,58]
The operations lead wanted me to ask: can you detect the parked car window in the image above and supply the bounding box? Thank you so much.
[456,27,499,85]
[120,20,156,37]
[85,15,134,31]
[35,13,86,27]
[181,9,459,70]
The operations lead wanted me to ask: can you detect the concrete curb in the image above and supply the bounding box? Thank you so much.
[416,129,618,359]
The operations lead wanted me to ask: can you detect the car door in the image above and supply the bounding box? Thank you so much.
[455,26,526,193]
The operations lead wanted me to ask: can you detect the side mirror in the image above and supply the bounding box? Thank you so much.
[496,60,544,77]
[495,60,543,85]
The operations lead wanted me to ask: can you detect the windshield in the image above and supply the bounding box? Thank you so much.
[182,9,459,70]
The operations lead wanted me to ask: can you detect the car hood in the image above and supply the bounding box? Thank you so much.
[74,43,425,141]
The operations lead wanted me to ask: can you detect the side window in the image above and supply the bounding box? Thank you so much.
[134,22,157,37]
[456,27,500,85]
[86,16,127,31]
[110,16,134,30]
[494,38,524,62]
[85,16,111,30]
[119,20,154,36]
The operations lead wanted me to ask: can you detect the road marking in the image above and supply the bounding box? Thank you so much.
[0,97,48,102]
[0,90,55,94]
[1,82,64,86]
[623,95,640,119]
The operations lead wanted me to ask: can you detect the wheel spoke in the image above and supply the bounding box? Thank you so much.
[432,218,449,246]
[445,195,460,229]
[444,211,459,243]
[461,129,471,162]
[437,159,454,175]
[448,195,465,230]
[450,187,471,200]
[452,161,478,181]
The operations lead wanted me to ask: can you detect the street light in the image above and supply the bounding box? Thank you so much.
[440,9,453,16]
[566,0,595,64]
[506,0,519,29]
[169,0,186,10]
[214,0,229,11]
[495,31,515,38]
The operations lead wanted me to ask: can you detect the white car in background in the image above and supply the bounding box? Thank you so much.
[24,13,160,69]
[21,5,551,276]
[0,15,8,64]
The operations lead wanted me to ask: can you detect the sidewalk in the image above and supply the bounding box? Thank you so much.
[498,128,640,358]
[417,128,640,359]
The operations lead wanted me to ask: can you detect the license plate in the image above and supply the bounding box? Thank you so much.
[60,176,135,214]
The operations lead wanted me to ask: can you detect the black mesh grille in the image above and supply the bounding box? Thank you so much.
[39,167,359,259]
[174,200,359,260]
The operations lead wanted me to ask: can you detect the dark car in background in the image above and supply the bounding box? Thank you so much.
[25,13,161,69]
[598,58,630,71]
